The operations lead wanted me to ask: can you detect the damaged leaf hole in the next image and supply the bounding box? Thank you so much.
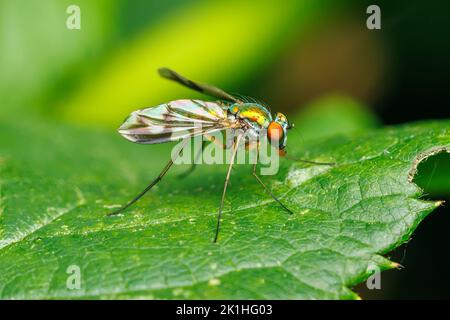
[358,148,450,299]
[411,148,450,200]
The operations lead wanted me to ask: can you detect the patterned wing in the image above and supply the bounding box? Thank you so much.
[118,99,233,144]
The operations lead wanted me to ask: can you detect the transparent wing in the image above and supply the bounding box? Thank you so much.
[158,68,241,103]
[118,99,233,144]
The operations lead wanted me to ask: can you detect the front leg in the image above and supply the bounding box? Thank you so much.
[252,162,293,215]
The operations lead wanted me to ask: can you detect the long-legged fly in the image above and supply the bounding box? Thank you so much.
[109,68,334,242]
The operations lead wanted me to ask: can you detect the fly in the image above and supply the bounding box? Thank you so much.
[108,68,334,242]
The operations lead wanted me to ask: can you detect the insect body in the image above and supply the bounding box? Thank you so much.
[110,68,332,242]
[119,99,287,152]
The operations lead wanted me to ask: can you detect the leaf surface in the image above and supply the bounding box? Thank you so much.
[0,115,449,299]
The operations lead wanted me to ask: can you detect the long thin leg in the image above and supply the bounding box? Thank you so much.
[214,134,243,243]
[252,163,293,214]
[108,139,188,216]
[177,141,206,179]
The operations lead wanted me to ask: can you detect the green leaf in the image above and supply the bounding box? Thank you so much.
[0,114,449,299]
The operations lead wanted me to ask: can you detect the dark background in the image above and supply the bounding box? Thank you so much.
[342,1,450,299]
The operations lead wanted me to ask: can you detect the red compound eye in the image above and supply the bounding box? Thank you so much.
[268,122,283,142]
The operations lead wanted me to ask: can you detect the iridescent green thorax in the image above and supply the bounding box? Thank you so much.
[227,103,291,150]
[228,103,272,129]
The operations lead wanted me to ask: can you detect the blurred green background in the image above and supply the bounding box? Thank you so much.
[1,0,449,299]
